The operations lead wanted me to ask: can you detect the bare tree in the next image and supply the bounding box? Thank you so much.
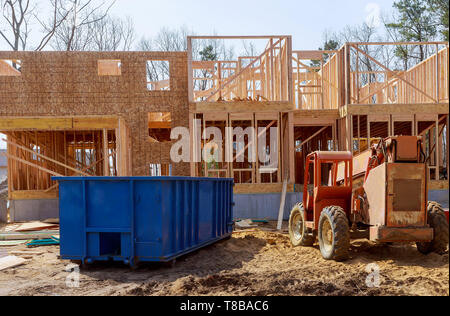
[0,0,70,51]
[138,27,236,93]
[330,23,387,85]
[0,0,33,50]
[138,26,193,86]
[242,40,257,57]
[88,15,135,51]
[120,16,135,51]
[50,0,115,51]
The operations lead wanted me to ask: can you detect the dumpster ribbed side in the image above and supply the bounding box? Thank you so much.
[54,177,233,266]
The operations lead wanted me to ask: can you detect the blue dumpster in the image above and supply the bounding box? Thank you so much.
[53,177,234,266]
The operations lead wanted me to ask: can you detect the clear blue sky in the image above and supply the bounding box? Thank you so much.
[110,0,396,50]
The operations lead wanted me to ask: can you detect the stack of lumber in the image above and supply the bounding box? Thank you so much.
[0,221,59,244]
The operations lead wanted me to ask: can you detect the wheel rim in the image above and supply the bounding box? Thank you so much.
[291,212,304,241]
[321,218,333,253]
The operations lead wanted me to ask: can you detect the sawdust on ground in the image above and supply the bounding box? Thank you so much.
[0,229,448,296]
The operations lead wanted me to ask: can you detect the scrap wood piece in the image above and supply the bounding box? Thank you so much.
[233,229,259,234]
[0,240,28,247]
[277,177,288,231]
[0,152,64,177]
[42,218,59,224]
[15,221,59,232]
[0,256,27,271]
[2,138,91,176]
[0,230,60,241]
[294,126,328,150]
[9,250,44,256]
[235,219,258,228]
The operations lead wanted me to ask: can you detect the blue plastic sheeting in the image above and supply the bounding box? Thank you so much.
[53,177,234,266]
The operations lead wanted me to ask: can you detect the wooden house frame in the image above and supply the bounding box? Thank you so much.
[0,38,448,204]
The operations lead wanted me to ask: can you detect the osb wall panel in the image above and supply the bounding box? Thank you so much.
[0,51,190,176]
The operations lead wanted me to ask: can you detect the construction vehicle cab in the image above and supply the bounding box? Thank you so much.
[289,136,449,262]
[303,152,353,230]
[290,151,354,261]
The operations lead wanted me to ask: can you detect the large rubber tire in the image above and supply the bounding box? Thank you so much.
[417,201,449,255]
[289,203,316,247]
[318,206,350,261]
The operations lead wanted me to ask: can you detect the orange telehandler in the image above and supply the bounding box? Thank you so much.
[289,135,449,261]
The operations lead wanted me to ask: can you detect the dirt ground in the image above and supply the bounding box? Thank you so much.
[0,226,448,296]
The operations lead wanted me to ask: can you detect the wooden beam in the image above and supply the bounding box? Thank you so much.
[419,115,447,136]
[44,150,116,193]
[72,117,118,130]
[234,120,277,161]
[0,116,119,131]
[233,183,295,194]
[1,152,64,177]
[103,129,109,176]
[10,190,59,200]
[294,126,328,150]
[3,138,91,177]
[429,180,449,190]
[0,118,72,130]
[148,121,171,129]
[189,35,289,40]
[341,103,449,117]
[206,38,282,101]
[351,45,438,103]
[191,101,293,113]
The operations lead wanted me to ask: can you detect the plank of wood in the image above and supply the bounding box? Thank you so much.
[0,153,64,177]
[0,118,72,131]
[206,38,282,101]
[351,45,437,103]
[103,129,110,176]
[0,240,28,247]
[10,190,59,200]
[277,177,288,231]
[72,117,118,130]
[9,251,44,256]
[234,120,276,161]
[15,221,59,232]
[0,230,59,241]
[294,126,328,150]
[0,256,27,271]
[233,183,295,194]
[2,138,91,176]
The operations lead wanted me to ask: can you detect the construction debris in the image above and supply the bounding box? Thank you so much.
[0,256,26,271]
[26,236,60,248]
[0,230,60,241]
[0,240,28,247]
[15,221,59,232]
[9,251,44,256]
[235,219,258,228]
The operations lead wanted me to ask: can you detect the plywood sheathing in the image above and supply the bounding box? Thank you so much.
[0,51,190,177]
[0,40,449,194]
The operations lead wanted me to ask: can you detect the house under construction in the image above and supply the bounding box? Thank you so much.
[0,36,448,221]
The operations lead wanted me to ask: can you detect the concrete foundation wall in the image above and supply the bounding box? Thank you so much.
[234,192,302,221]
[4,189,448,223]
[9,199,59,222]
[234,189,450,220]
[429,190,449,209]
[0,199,6,223]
